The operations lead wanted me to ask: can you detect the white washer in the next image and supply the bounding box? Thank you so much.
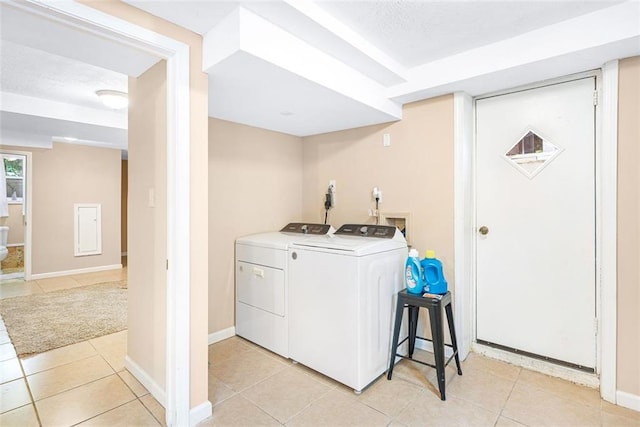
[235,223,333,358]
[288,224,408,392]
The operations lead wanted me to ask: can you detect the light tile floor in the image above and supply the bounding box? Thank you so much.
[1,269,639,426]
[0,268,127,300]
[202,337,640,427]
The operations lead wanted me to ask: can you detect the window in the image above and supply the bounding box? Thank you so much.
[504,130,561,179]
[3,155,25,204]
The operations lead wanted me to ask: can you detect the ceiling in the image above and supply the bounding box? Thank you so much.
[0,2,158,150]
[1,1,639,148]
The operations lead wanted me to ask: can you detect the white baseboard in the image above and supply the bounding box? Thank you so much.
[190,400,213,426]
[471,342,599,388]
[126,356,215,426]
[208,326,236,345]
[414,339,456,359]
[124,356,166,407]
[0,272,24,280]
[31,264,122,280]
[616,390,640,412]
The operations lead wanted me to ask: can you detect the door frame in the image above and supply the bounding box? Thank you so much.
[0,149,32,281]
[10,0,195,425]
[454,63,618,402]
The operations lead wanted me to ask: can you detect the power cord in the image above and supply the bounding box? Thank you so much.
[324,188,332,225]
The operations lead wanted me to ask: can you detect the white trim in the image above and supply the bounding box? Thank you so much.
[616,390,640,412]
[599,60,618,404]
[17,2,195,425]
[453,92,473,361]
[0,272,25,280]
[165,40,192,427]
[6,243,24,248]
[189,401,213,427]
[30,264,122,280]
[472,342,599,388]
[208,327,236,345]
[125,356,166,407]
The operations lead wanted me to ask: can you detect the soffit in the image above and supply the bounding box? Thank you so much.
[125,0,639,137]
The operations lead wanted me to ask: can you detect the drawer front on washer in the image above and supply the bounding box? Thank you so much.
[236,261,285,316]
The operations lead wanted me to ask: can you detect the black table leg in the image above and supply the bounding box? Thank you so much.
[429,302,446,400]
[445,302,463,376]
[387,296,405,380]
[408,305,419,358]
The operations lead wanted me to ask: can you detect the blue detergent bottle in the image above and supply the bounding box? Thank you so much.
[405,249,424,294]
[421,250,448,294]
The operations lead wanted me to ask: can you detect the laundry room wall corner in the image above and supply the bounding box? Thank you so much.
[208,118,304,334]
[616,55,640,406]
[301,95,456,334]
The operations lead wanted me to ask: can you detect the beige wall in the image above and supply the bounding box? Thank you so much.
[302,96,455,286]
[1,143,121,275]
[617,56,640,396]
[6,204,24,245]
[208,118,303,332]
[127,60,167,390]
[121,159,127,254]
[83,0,209,410]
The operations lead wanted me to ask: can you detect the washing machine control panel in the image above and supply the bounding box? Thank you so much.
[280,223,332,235]
[335,224,397,238]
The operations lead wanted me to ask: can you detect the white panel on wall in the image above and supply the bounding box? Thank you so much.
[74,203,102,256]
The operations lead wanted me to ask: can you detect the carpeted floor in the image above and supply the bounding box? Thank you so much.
[0,281,127,356]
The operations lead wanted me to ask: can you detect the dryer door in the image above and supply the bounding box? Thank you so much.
[236,261,285,316]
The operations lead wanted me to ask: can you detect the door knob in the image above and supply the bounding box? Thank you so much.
[478,226,489,235]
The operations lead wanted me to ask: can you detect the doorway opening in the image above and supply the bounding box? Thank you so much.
[1,151,30,282]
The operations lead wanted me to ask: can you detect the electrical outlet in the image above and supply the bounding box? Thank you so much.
[328,180,336,192]
[372,187,382,203]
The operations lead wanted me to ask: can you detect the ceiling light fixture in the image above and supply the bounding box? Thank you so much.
[96,90,128,110]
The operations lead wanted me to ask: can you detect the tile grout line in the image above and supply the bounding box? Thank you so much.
[138,396,165,427]
[67,396,141,427]
[16,351,44,427]
[493,367,522,426]
[20,348,99,377]
[239,369,336,426]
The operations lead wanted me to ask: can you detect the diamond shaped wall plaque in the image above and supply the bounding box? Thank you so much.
[505,130,562,179]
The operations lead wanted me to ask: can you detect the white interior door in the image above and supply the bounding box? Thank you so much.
[476,77,596,370]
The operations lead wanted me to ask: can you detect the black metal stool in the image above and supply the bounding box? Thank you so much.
[387,289,462,400]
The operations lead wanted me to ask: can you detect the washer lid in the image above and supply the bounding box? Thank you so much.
[236,232,300,250]
[236,223,335,250]
[291,232,407,256]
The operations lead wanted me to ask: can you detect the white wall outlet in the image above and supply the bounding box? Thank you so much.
[383,133,391,147]
[372,187,382,203]
[328,180,336,192]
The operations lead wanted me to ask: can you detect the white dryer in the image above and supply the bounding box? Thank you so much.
[288,224,408,392]
[235,223,333,358]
